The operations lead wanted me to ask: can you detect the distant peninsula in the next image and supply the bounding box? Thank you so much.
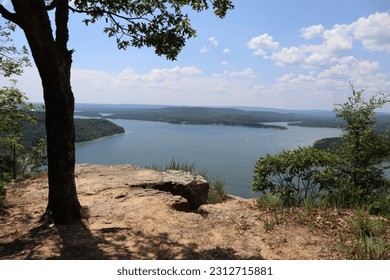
[74,104,390,136]
[21,112,125,148]
[76,106,309,130]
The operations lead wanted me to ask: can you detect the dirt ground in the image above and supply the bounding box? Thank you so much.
[0,164,386,260]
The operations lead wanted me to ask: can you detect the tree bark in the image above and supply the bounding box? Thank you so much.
[10,0,81,223]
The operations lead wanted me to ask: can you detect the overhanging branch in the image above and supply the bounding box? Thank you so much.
[0,4,20,25]
[46,0,58,11]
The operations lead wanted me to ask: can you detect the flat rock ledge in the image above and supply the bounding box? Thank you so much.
[75,164,209,209]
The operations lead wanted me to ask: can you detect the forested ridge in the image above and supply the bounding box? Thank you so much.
[20,112,125,148]
[75,105,390,136]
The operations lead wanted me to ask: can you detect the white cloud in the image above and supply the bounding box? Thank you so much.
[222,60,229,65]
[222,68,256,78]
[4,62,390,111]
[322,24,354,52]
[251,12,390,68]
[248,33,279,50]
[352,12,390,53]
[254,48,268,57]
[271,47,305,66]
[200,36,220,53]
[208,36,218,47]
[247,33,279,58]
[256,56,390,110]
[70,66,259,106]
[301,24,325,40]
[298,24,353,66]
[223,48,230,54]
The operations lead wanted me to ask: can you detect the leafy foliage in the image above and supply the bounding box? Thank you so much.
[19,137,48,176]
[253,85,390,214]
[332,84,390,207]
[253,146,336,207]
[0,86,37,180]
[0,22,30,77]
[72,0,234,60]
[0,86,36,135]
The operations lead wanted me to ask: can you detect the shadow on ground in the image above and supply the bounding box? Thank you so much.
[0,221,263,260]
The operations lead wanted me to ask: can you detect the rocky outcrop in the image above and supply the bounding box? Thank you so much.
[151,170,209,209]
[75,164,209,209]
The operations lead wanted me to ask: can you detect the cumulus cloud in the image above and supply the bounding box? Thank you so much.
[246,12,390,109]
[6,62,390,110]
[352,12,390,53]
[222,68,256,78]
[248,33,279,50]
[271,47,305,66]
[32,66,260,106]
[301,24,325,40]
[247,33,279,58]
[251,12,390,68]
[259,55,390,109]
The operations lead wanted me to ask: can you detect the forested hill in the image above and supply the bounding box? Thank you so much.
[74,104,390,132]
[75,105,322,130]
[104,107,300,129]
[21,112,125,148]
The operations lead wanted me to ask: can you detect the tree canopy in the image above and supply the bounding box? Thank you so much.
[70,0,233,59]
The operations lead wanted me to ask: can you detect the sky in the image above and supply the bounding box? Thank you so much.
[1,0,390,111]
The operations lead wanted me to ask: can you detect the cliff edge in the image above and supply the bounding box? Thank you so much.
[0,164,348,259]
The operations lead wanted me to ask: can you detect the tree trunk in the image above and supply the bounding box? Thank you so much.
[11,0,81,223]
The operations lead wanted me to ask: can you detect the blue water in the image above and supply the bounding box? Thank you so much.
[75,120,341,198]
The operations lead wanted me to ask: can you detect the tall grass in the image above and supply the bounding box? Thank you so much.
[208,177,227,204]
[145,157,227,204]
[145,157,196,173]
[340,210,389,259]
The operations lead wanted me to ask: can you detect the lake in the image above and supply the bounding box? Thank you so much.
[75,119,341,198]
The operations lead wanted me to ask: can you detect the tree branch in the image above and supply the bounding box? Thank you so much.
[55,0,69,51]
[46,0,58,11]
[68,5,152,23]
[0,4,20,25]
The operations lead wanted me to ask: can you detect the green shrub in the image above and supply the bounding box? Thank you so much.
[253,146,336,207]
[253,85,390,212]
[0,180,6,203]
[367,193,390,217]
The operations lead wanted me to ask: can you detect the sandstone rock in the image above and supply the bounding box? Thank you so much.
[149,170,209,209]
[74,164,209,208]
